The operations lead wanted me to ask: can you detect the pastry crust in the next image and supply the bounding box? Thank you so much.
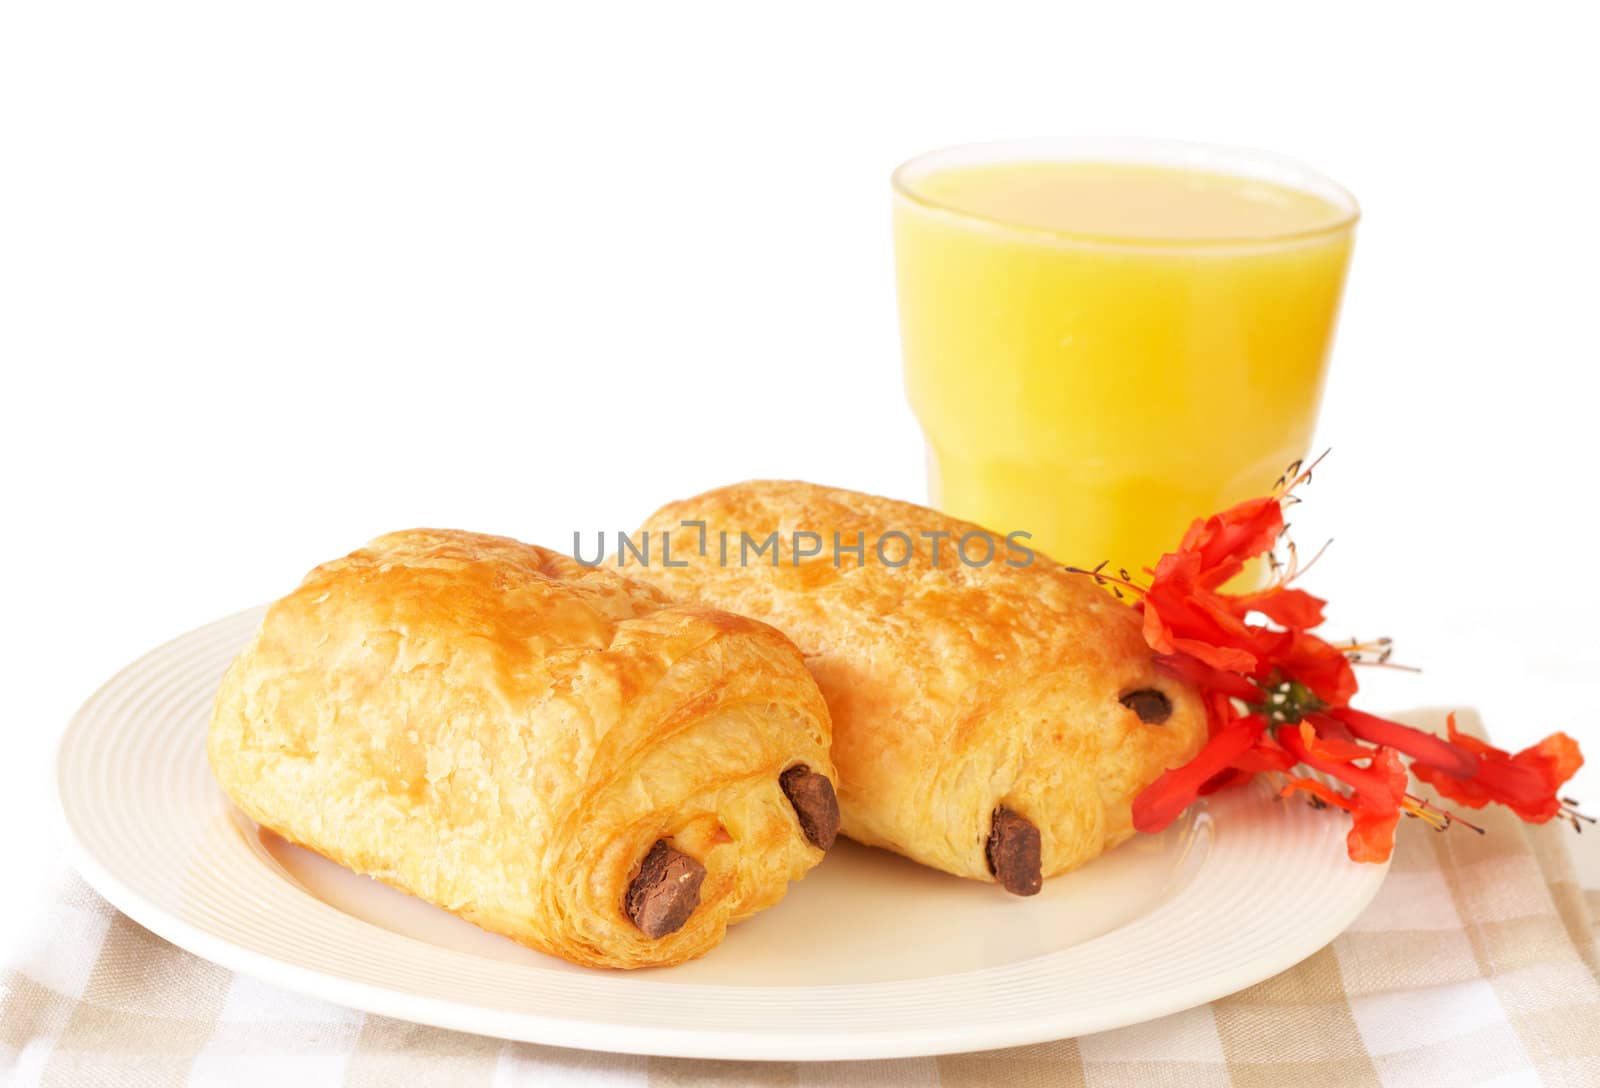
[208,529,835,969]
[635,482,1208,886]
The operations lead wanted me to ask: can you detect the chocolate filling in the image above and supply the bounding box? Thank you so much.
[624,840,706,938]
[779,765,841,850]
[986,806,1043,896]
[1120,688,1173,724]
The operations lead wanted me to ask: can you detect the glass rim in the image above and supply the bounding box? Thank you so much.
[891,137,1361,251]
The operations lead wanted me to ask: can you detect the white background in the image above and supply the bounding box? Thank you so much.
[3,2,1597,955]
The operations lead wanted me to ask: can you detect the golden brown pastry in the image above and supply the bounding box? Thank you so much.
[634,482,1208,894]
[208,529,838,969]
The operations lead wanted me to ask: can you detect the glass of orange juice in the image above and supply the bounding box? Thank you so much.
[892,138,1358,574]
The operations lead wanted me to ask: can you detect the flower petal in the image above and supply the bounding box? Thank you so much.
[1234,585,1327,630]
[1413,714,1584,822]
[1132,715,1267,833]
[1331,707,1477,778]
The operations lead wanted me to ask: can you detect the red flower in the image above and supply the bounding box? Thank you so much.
[1096,458,1588,864]
[1136,471,1348,699]
[1132,714,1267,834]
[1263,631,1358,707]
[1233,584,1327,629]
[1280,721,1409,864]
[1412,714,1584,823]
[1141,552,1267,672]
[1173,494,1285,590]
[1329,706,1476,778]
[1153,652,1259,703]
[1226,735,1298,775]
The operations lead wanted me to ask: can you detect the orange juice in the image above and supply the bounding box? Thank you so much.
[892,144,1357,574]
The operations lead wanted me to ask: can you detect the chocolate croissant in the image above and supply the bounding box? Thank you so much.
[634,482,1207,895]
[208,529,838,968]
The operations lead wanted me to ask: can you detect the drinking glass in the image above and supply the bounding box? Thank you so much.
[892,138,1358,573]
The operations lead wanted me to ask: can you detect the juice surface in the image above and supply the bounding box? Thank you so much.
[911,161,1351,242]
[893,158,1354,574]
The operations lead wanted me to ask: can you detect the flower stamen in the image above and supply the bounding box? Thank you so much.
[1064,561,1150,599]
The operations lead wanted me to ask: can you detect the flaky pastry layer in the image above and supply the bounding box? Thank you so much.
[635,482,1208,886]
[209,529,835,968]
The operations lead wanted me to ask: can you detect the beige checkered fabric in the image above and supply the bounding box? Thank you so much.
[7,715,1599,1087]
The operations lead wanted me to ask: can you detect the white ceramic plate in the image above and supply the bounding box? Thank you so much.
[57,608,1388,1060]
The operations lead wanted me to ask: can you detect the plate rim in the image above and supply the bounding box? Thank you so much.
[55,607,1391,1061]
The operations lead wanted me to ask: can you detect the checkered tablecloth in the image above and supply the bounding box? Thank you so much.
[6,711,1599,1087]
